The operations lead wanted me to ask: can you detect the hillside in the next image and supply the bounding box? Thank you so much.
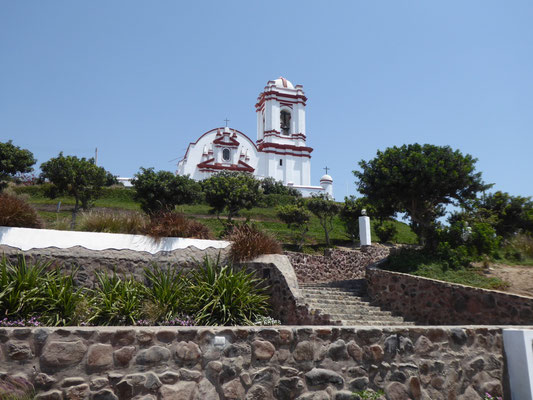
[12,185,418,251]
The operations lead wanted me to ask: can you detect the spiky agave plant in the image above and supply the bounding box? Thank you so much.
[189,256,270,326]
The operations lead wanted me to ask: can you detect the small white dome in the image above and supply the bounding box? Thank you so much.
[320,174,333,183]
[273,77,294,89]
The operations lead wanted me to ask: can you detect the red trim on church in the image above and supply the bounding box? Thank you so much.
[260,150,311,158]
[213,135,240,147]
[197,158,255,173]
[258,142,313,153]
[178,127,258,163]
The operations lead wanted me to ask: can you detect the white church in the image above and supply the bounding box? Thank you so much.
[176,78,333,198]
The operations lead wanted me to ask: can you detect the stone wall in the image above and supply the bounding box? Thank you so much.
[0,244,231,289]
[0,326,506,399]
[367,266,533,325]
[0,247,330,327]
[244,255,335,326]
[286,246,391,283]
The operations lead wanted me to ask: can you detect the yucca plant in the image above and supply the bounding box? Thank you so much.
[226,223,282,262]
[0,193,42,228]
[189,257,270,326]
[0,256,48,319]
[39,269,85,326]
[143,264,191,323]
[89,272,145,326]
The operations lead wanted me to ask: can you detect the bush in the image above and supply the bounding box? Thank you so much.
[226,223,282,262]
[78,210,148,234]
[145,212,213,239]
[502,233,533,262]
[143,264,191,323]
[189,257,270,326]
[89,272,145,326]
[260,193,298,208]
[0,193,42,228]
[132,168,201,214]
[375,220,398,243]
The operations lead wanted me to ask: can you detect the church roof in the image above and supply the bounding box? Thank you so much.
[273,77,294,89]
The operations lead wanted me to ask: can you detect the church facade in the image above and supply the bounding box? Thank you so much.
[176,78,333,198]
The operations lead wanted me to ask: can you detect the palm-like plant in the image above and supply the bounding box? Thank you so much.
[89,272,145,326]
[143,264,191,323]
[189,257,270,326]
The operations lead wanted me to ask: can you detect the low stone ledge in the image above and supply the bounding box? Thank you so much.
[286,246,391,283]
[367,266,533,325]
[0,326,509,399]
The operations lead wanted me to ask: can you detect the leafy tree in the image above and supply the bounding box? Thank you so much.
[306,193,340,247]
[475,191,533,238]
[0,141,36,191]
[131,168,201,215]
[339,196,370,244]
[277,202,311,251]
[202,171,262,223]
[260,177,301,197]
[354,143,491,247]
[40,153,110,226]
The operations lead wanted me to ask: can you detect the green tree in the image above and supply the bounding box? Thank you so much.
[0,141,36,191]
[277,202,311,251]
[354,143,491,248]
[202,171,262,223]
[40,153,110,226]
[339,196,370,244]
[475,191,533,238]
[131,167,201,215]
[260,177,301,197]
[306,193,340,247]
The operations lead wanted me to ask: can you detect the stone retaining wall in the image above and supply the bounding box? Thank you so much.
[0,244,231,289]
[0,326,507,399]
[367,266,533,325]
[286,246,391,283]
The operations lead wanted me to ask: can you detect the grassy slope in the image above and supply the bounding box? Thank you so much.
[13,185,514,289]
[14,185,418,249]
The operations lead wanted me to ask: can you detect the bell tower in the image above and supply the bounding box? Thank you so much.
[255,77,313,186]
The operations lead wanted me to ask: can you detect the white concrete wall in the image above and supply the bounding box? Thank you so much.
[504,329,533,400]
[0,226,230,254]
[289,185,326,198]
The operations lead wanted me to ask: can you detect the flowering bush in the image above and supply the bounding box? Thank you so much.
[483,394,503,400]
[0,316,41,327]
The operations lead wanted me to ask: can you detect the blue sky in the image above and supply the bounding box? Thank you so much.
[2,1,532,200]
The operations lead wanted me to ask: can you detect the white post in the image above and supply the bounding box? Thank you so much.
[503,329,533,400]
[359,216,371,246]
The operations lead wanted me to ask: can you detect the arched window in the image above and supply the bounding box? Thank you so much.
[280,110,291,135]
[222,148,230,162]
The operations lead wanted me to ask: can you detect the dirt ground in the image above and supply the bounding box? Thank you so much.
[485,263,533,298]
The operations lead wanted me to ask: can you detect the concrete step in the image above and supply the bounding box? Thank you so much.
[299,279,413,327]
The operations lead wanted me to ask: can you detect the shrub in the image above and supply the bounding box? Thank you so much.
[132,167,202,214]
[502,233,533,261]
[0,256,48,319]
[189,257,270,326]
[39,268,85,326]
[0,375,34,400]
[0,193,42,228]
[226,223,282,262]
[88,272,145,326]
[78,210,148,234]
[375,220,398,243]
[145,212,213,239]
[143,264,191,323]
[277,203,311,251]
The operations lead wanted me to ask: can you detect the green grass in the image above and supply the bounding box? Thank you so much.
[386,248,508,290]
[412,263,506,290]
[15,184,418,249]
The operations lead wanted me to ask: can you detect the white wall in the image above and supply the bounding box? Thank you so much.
[504,329,533,399]
[0,226,230,254]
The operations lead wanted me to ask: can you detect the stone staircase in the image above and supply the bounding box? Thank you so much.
[300,280,415,326]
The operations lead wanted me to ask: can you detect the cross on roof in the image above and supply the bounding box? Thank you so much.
[324,166,330,175]
[224,118,230,127]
